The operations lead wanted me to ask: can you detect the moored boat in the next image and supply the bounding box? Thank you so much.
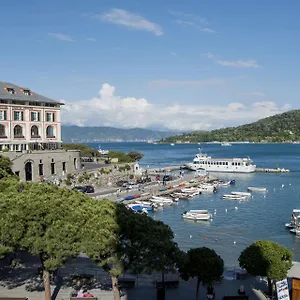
[182,210,212,221]
[222,194,247,200]
[247,187,267,192]
[231,191,252,197]
[184,148,256,173]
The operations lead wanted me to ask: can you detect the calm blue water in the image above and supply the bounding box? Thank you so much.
[87,142,300,267]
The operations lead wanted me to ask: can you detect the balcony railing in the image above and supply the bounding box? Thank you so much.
[31,135,41,138]
[14,135,25,138]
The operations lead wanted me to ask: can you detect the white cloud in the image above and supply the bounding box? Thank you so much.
[61,83,291,131]
[175,19,216,33]
[86,37,96,42]
[217,59,259,68]
[48,33,75,42]
[172,12,215,33]
[205,52,259,68]
[93,8,163,36]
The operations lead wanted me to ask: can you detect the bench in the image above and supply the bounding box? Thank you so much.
[223,296,249,300]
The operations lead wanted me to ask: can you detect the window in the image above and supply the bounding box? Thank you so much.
[0,110,7,121]
[31,125,39,137]
[14,125,23,138]
[0,124,6,137]
[62,162,66,172]
[7,88,15,94]
[31,111,40,121]
[23,89,31,96]
[46,125,55,138]
[46,112,55,122]
[14,111,24,121]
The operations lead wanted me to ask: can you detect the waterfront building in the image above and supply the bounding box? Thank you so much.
[0,81,80,181]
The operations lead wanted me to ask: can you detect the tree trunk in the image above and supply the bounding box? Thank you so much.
[196,277,200,300]
[267,277,273,297]
[43,269,51,300]
[111,275,121,300]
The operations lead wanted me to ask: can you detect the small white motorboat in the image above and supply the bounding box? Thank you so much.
[286,209,300,229]
[231,191,252,197]
[182,210,212,221]
[247,187,267,192]
[222,194,247,200]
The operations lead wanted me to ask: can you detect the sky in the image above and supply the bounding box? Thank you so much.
[1,0,300,131]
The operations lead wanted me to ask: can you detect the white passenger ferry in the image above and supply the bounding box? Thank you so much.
[184,149,256,173]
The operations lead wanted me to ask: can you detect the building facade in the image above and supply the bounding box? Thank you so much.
[0,81,81,181]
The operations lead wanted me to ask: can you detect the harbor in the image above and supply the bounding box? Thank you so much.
[87,141,300,268]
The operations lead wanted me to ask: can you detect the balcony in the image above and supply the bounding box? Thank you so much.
[14,135,25,139]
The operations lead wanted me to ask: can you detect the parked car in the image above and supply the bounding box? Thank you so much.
[72,185,95,193]
[85,185,95,193]
[136,177,151,184]
[72,186,87,193]
[116,180,128,187]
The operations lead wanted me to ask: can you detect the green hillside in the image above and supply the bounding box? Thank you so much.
[160,110,300,143]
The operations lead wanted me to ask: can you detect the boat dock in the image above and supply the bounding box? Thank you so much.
[255,168,290,173]
[147,165,290,174]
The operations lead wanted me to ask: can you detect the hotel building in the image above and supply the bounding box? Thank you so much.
[0,81,81,181]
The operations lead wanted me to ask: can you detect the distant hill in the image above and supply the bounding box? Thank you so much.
[61,125,178,143]
[160,110,300,143]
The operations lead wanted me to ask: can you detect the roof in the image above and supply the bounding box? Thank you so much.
[0,81,63,105]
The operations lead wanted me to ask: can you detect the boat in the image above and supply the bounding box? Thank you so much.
[221,142,232,146]
[98,145,109,155]
[182,210,212,221]
[184,148,256,173]
[286,209,300,229]
[222,194,247,200]
[247,187,267,192]
[198,183,218,193]
[231,191,252,197]
[170,143,175,146]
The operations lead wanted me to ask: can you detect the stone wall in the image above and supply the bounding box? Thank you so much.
[65,163,136,188]
[1,149,81,182]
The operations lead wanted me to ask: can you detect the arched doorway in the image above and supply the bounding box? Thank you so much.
[25,161,33,181]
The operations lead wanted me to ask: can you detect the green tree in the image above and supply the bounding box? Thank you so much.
[0,182,113,300]
[179,247,224,300]
[0,155,17,180]
[84,203,181,300]
[239,240,293,295]
[127,151,144,161]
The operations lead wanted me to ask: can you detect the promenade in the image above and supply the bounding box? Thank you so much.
[2,255,300,299]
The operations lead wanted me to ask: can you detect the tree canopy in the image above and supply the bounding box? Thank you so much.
[160,109,300,143]
[0,181,117,300]
[127,151,144,161]
[179,247,224,300]
[239,240,293,295]
[83,203,181,300]
[0,155,17,180]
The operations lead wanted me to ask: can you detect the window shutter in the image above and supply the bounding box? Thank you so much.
[3,110,6,120]
[31,112,34,121]
[38,112,40,121]
[21,111,24,121]
[52,113,55,122]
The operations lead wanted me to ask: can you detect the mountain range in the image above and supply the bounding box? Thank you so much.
[61,125,178,143]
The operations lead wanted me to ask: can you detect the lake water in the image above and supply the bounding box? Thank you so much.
[87,142,300,267]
